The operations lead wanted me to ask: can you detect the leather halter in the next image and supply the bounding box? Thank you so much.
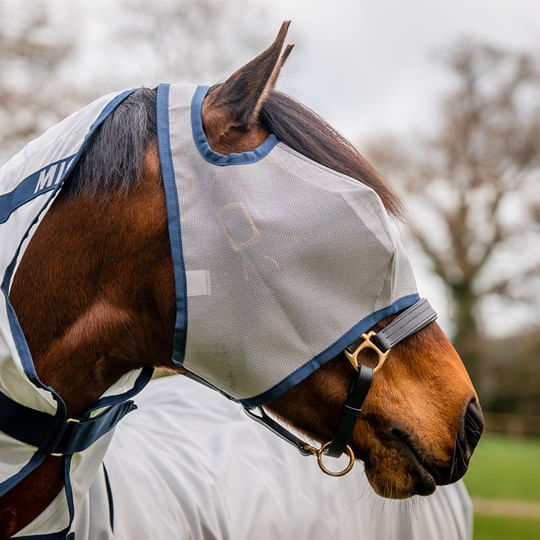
[244,298,438,476]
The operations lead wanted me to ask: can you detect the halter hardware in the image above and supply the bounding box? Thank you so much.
[344,331,390,373]
[50,418,81,457]
[303,442,355,477]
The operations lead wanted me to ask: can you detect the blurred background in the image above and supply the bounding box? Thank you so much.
[1,0,539,537]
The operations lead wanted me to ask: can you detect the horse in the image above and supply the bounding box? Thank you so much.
[0,22,483,538]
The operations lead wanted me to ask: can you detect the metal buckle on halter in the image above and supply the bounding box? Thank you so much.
[344,331,390,374]
[243,300,437,477]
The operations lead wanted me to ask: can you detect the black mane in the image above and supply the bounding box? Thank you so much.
[65,87,401,216]
[64,88,157,198]
[260,91,401,216]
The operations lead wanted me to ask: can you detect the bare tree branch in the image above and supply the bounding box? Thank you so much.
[366,40,540,383]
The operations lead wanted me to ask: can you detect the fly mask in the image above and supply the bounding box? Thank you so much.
[158,83,438,473]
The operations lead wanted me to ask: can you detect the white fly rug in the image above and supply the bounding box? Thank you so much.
[14,375,472,540]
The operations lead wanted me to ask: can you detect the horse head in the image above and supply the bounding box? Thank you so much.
[197,21,483,498]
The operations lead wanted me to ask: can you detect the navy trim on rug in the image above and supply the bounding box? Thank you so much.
[191,85,279,166]
[0,449,46,497]
[8,457,74,539]
[89,367,153,412]
[14,530,72,540]
[0,89,137,513]
[1,286,65,414]
[0,155,76,224]
[156,83,188,366]
[241,294,421,408]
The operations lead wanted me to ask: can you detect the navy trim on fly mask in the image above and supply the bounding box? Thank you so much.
[191,85,279,166]
[156,83,188,366]
[240,293,420,408]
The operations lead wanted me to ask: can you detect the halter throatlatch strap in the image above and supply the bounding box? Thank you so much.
[0,391,136,456]
[243,406,314,456]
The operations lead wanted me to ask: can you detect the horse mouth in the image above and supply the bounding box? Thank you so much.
[362,426,440,498]
[390,428,437,496]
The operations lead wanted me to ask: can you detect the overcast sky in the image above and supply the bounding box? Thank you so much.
[263,0,540,141]
[72,0,539,142]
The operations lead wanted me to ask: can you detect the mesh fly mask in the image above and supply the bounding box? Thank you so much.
[158,84,438,475]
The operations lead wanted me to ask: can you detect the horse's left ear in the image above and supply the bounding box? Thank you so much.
[204,21,294,131]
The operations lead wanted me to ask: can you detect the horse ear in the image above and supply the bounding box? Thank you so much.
[205,21,294,129]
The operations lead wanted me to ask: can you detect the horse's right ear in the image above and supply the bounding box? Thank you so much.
[203,21,294,135]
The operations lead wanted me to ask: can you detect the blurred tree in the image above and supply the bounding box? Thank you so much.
[367,41,540,391]
[0,1,80,158]
[0,0,268,160]
[109,0,267,87]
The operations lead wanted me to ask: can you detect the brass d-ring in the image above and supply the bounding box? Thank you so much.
[315,442,355,477]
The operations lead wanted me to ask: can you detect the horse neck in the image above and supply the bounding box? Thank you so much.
[9,144,175,415]
[0,145,176,536]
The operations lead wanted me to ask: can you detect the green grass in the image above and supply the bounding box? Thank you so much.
[465,434,540,502]
[474,515,540,540]
[465,434,540,538]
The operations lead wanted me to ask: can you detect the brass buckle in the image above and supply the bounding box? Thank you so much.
[303,442,355,477]
[344,331,390,374]
[50,418,80,457]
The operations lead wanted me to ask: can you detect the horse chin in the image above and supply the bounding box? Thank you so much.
[361,441,438,499]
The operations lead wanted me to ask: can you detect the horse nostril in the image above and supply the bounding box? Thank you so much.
[458,398,484,464]
[419,399,485,486]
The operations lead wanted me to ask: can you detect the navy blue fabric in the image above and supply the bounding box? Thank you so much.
[156,83,188,366]
[13,458,72,540]
[0,287,66,417]
[89,367,153,412]
[241,293,420,408]
[191,85,279,166]
[0,89,151,536]
[0,155,76,224]
[63,456,75,539]
[1,88,137,403]
[0,390,136,455]
[14,530,72,540]
[0,89,135,228]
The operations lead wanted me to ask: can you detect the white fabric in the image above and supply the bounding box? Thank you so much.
[66,375,472,540]
[162,84,419,404]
